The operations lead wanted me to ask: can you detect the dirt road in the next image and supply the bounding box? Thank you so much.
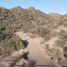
[15,32,60,67]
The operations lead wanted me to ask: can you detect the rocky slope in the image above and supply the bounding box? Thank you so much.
[0,6,67,66]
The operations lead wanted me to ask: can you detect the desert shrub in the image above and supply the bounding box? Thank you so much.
[55,39,66,48]
[55,30,67,48]
[45,44,64,62]
[38,27,51,41]
[49,48,62,60]
[50,30,59,37]
[58,30,67,40]
[63,46,67,58]
[0,35,24,58]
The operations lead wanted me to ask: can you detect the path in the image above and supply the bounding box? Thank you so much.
[15,32,60,67]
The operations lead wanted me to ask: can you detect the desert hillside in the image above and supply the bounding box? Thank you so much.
[0,7,67,67]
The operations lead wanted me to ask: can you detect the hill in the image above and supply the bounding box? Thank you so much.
[0,7,67,66]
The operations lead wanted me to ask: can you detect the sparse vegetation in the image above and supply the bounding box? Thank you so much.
[45,44,64,62]
[0,35,24,59]
[63,46,67,62]
[0,7,67,66]
[45,29,67,65]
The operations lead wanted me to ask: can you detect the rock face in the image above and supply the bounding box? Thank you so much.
[0,6,67,66]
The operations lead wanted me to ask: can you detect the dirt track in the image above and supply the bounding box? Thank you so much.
[15,31,60,67]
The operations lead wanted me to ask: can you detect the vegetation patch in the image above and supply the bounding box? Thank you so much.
[0,35,24,59]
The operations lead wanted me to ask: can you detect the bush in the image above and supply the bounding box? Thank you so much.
[63,47,67,58]
[0,35,24,58]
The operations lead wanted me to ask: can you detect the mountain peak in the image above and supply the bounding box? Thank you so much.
[28,7,36,10]
[10,6,24,14]
[49,12,61,16]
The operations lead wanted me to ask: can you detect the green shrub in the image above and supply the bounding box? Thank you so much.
[0,35,24,58]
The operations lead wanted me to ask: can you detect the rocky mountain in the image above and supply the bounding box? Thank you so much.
[49,12,61,16]
[0,6,67,66]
